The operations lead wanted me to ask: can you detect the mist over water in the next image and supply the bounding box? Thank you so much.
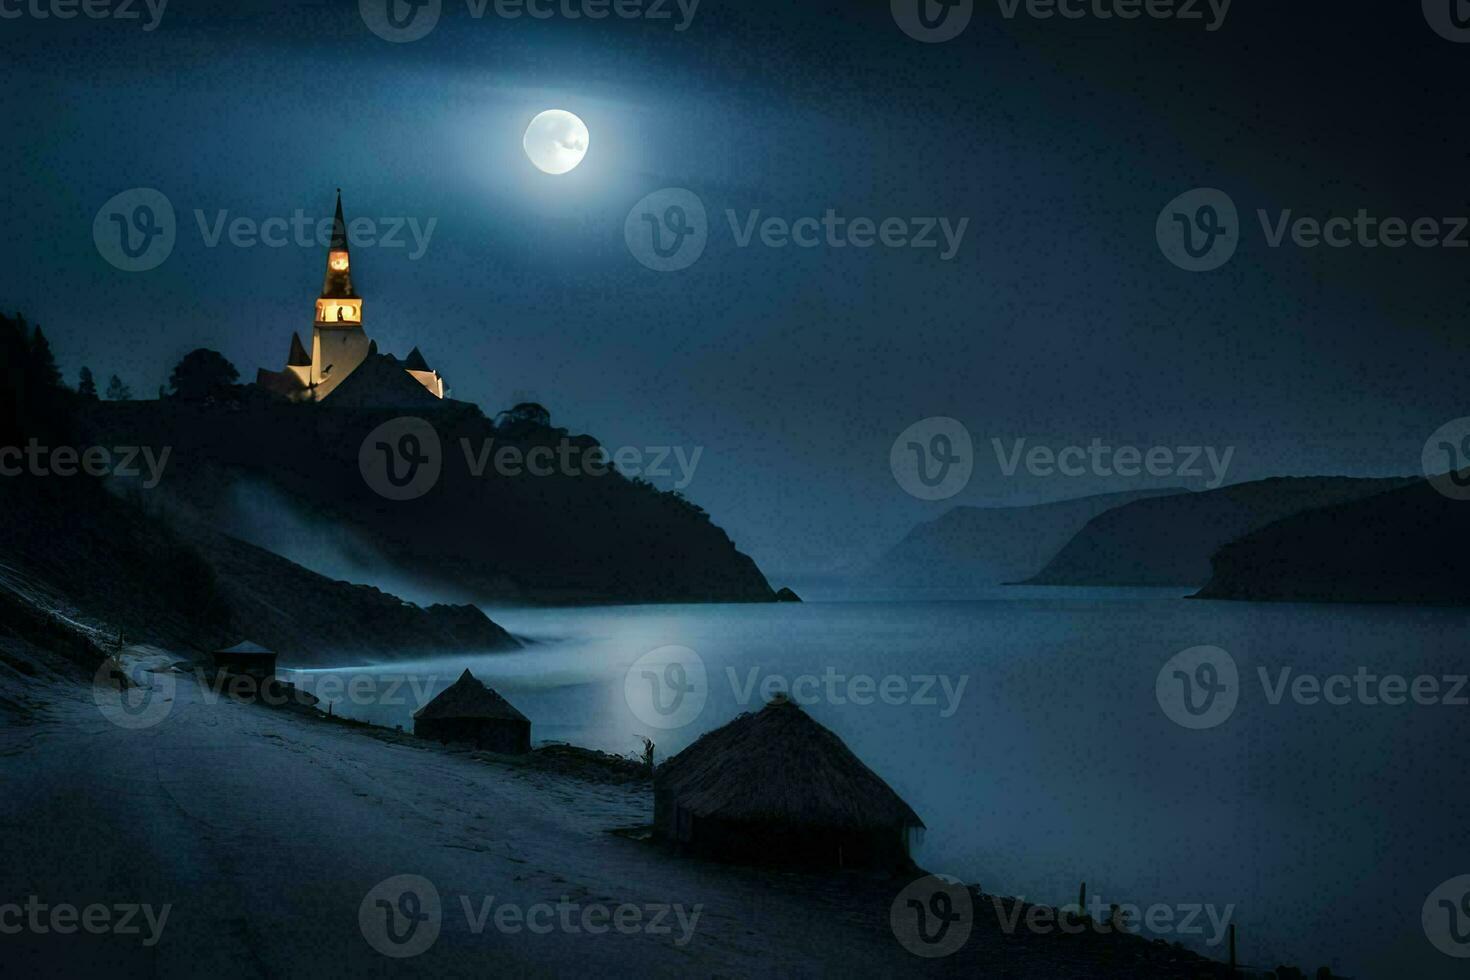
[290,590,1470,978]
[219,479,478,607]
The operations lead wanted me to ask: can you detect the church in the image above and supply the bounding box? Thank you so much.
[256,192,449,405]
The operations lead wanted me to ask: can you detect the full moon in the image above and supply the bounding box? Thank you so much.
[523,110,589,175]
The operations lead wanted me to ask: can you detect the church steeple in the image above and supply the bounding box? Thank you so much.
[315,189,361,326]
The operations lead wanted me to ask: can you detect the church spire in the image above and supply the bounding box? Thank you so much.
[330,188,349,251]
[319,188,357,301]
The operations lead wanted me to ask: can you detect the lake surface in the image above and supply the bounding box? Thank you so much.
[287,588,1470,978]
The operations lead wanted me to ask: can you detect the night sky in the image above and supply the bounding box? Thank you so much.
[3,1,1467,577]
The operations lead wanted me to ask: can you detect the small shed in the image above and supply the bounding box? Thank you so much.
[212,640,277,678]
[413,669,530,754]
[654,695,924,871]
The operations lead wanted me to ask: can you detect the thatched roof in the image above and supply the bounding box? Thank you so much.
[414,669,528,723]
[657,697,923,830]
[216,640,273,655]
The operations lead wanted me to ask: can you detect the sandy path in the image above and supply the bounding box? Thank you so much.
[0,654,1225,978]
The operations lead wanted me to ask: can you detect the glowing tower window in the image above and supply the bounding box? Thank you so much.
[316,299,361,323]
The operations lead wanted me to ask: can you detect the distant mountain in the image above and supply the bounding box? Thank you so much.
[1196,478,1470,604]
[0,476,518,664]
[1024,476,1418,587]
[869,488,1185,586]
[78,396,775,605]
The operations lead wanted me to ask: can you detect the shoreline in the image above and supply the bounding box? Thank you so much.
[0,636,1248,977]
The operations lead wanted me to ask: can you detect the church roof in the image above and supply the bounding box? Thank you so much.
[321,352,443,409]
[255,366,307,398]
[403,346,430,372]
[287,332,311,367]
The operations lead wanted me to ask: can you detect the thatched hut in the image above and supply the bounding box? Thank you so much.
[654,695,924,871]
[413,669,530,754]
[212,640,277,678]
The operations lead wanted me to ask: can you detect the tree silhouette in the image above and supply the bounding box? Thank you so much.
[167,348,239,401]
[496,402,552,428]
[105,375,133,401]
[77,367,98,400]
[28,324,61,390]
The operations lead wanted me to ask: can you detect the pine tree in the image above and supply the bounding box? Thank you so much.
[77,367,98,400]
[28,325,62,390]
[105,374,133,401]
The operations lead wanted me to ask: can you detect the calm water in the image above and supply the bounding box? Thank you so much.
[288,588,1470,978]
